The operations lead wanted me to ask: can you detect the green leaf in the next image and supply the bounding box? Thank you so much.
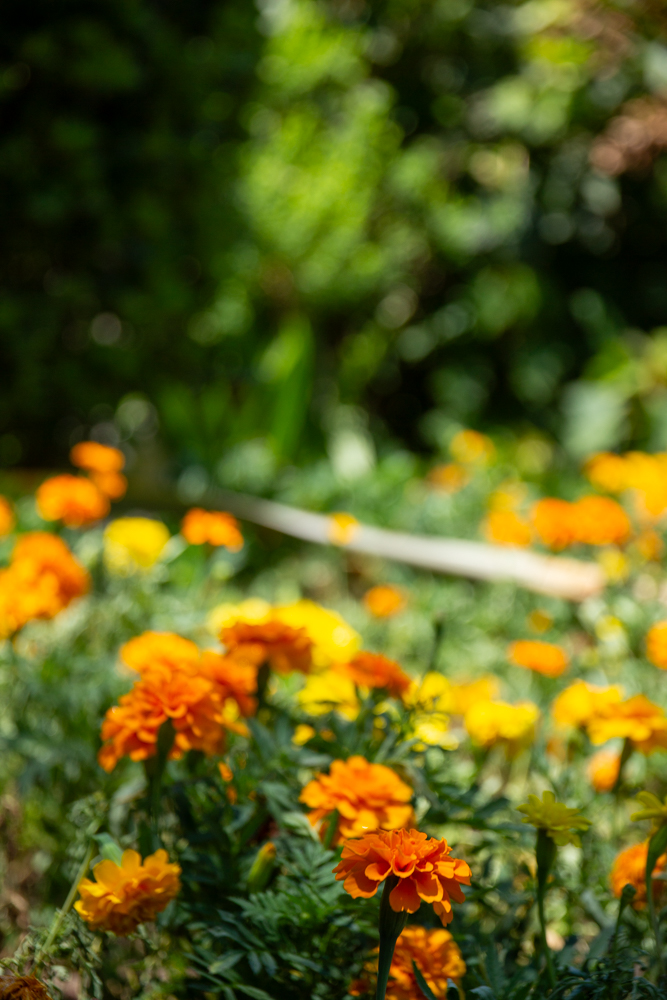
[646,824,667,891]
[93,833,123,866]
[412,960,438,1000]
[236,987,275,1000]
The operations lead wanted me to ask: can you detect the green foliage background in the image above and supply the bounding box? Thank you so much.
[4,0,667,473]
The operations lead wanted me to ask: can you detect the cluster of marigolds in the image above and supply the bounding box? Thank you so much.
[4,435,667,998]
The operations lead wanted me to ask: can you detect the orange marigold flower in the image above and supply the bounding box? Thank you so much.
[220,620,313,675]
[646,621,667,669]
[75,848,180,934]
[385,926,466,999]
[90,470,128,500]
[610,841,667,909]
[484,510,532,547]
[363,584,407,619]
[70,441,125,473]
[333,828,471,926]
[120,631,200,675]
[587,695,667,754]
[98,662,230,772]
[36,474,109,527]
[625,452,667,520]
[0,496,15,537]
[200,650,258,717]
[450,429,495,466]
[532,498,576,550]
[465,700,539,756]
[300,756,413,841]
[572,495,631,546]
[0,532,90,638]
[587,749,620,793]
[551,680,624,730]
[427,463,469,493]
[508,639,569,678]
[584,452,628,494]
[635,528,663,562]
[0,974,51,1000]
[181,508,243,550]
[340,652,411,698]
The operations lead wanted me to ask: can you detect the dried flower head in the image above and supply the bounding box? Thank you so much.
[334,828,471,925]
[341,652,411,698]
[75,848,181,934]
[0,974,51,1000]
[36,474,109,527]
[181,508,243,550]
[611,842,667,909]
[508,639,568,678]
[363,585,407,619]
[221,620,313,675]
[518,790,591,847]
[301,756,413,841]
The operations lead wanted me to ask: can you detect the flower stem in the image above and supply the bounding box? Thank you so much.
[34,838,96,973]
[376,876,407,1000]
[611,738,632,795]
[535,829,557,989]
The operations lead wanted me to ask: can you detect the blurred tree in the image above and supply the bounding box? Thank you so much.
[4,0,667,478]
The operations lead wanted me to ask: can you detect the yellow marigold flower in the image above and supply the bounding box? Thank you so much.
[75,848,181,935]
[0,973,52,1000]
[597,547,629,583]
[383,926,466,999]
[631,791,667,832]
[410,714,458,751]
[527,609,553,633]
[450,429,495,466]
[646,621,667,669]
[180,508,243,550]
[37,474,109,527]
[483,510,532,547]
[328,512,359,546]
[207,598,272,635]
[611,841,667,909]
[273,599,360,667]
[70,441,125,473]
[298,670,360,720]
[625,452,667,520]
[587,750,620,793]
[405,671,451,713]
[334,828,471,926]
[551,680,624,730]
[362,584,407,619]
[508,639,568,678]
[104,517,170,574]
[572,495,632,546]
[465,699,539,756]
[0,496,15,537]
[518,790,591,847]
[300,755,413,842]
[587,695,667,754]
[427,462,469,493]
[488,481,527,511]
[584,452,628,494]
[449,676,500,715]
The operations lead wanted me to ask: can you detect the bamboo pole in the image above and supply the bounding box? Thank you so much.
[208,487,605,601]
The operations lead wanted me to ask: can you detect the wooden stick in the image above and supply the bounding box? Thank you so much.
[209,487,605,601]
